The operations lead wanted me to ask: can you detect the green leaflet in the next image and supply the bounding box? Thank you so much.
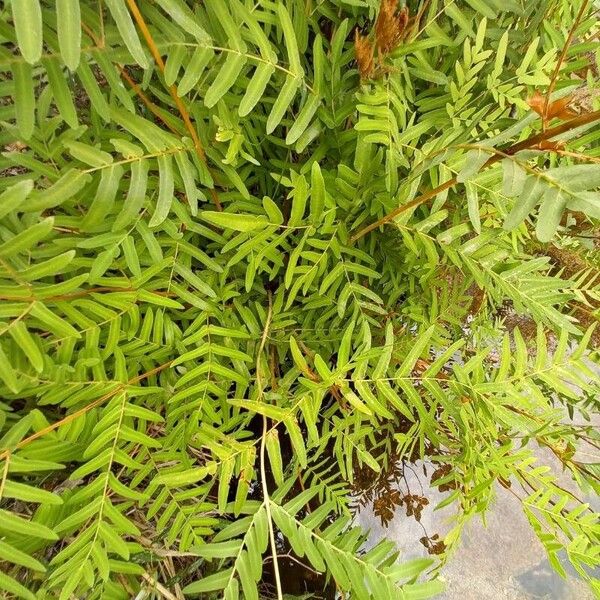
[191,539,242,559]
[200,211,268,231]
[286,94,321,145]
[0,539,46,572]
[177,46,214,97]
[503,176,544,231]
[262,196,284,225]
[536,187,565,242]
[266,76,300,134]
[183,569,234,594]
[567,192,600,218]
[76,60,111,121]
[80,164,124,230]
[204,53,247,108]
[12,62,35,140]
[239,62,276,117]
[149,154,175,227]
[11,0,42,64]
[164,44,187,87]
[64,141,113,168]
[160,0,211,42]
[104,0,149,69]
[465,181,481,234]
[43,57,78,128]
[457,149,490,183]
[2,480,63,504]
[56,0,82,71]
[0,509,58,540]
[0,216,54,258]
[0,571,37,600]
[208,1,245,52]
[26,169,91,212]
[30,301,80,339]
[0,180,34,219]
[8,322,45,373]
[231,0,275,60]
[112,159,149,231]
[310,161,325,224]
[502,160,600,239]
[265,429,284,485]
[277,3,303,75]
[0,347,19,392]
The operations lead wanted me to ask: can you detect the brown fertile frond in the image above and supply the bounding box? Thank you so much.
[374,0,409,54]
[354,29,375,80]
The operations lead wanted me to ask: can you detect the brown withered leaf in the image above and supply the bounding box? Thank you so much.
[527,90,577,121]
[536,139,566,151]
[420,534,447,555]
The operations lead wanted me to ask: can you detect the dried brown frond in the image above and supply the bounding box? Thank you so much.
[420,534,446,555]
[354,29,375,80]
[527,89,577,122]
[354,0,413,80]
[374,0,409,55]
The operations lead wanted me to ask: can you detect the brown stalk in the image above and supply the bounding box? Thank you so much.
[81,22,182,136]
[124,0,222,210]
[0,360,173,461]
[349,108,600,244]
[505,108,600,154]
[119,67,183,137]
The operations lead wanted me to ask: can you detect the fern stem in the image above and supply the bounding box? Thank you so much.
[124,0,222,210]
[119,66,185,136]
[0,360,173,461]
[256,291,283,600]
[350,108,600,243]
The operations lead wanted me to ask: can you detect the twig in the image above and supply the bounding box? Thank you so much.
[141,573,179,600]
[507,108,600,154]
